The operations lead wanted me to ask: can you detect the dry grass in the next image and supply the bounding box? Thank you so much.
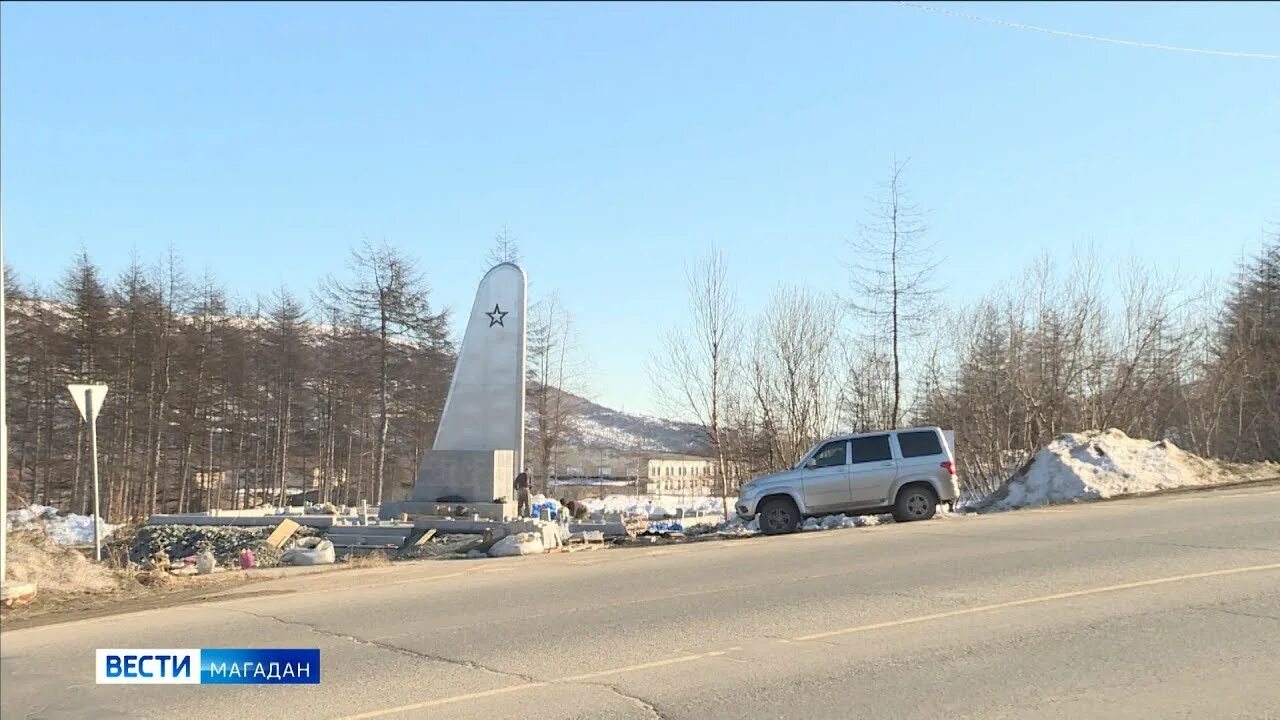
[5,531,127,594]
[1212,459,1280,482]
[344,550,392,568]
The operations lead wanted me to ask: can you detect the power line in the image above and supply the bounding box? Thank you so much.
[896,2,1280,61]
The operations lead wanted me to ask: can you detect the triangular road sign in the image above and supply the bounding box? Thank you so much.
[67,384,109,422]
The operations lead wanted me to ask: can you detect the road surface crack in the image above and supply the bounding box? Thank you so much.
[1204,608,1280,623]
[1133,540,1279,553]
[564,682,663,720]
[231,608,541,684]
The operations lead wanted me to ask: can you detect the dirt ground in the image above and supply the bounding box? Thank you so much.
[1,531,270,625]
[0,528,423,630]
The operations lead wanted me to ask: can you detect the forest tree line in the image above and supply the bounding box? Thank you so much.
[653,164,1279,501]
[5,207,1276,521]
[4,233,582,522]
[4,242,448,521]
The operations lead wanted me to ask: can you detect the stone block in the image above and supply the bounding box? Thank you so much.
[568,521,632,538]
[410,449,515,505]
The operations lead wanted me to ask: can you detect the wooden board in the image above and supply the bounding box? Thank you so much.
[411,528,437,547]
[264,518,302,549]
[395,527,437,555]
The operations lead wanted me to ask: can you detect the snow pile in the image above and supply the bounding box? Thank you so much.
[800,514,888,532]
[6,504,118,546]
[991,429,1221,510]
[714,517,761,536]
[567,494,732,518]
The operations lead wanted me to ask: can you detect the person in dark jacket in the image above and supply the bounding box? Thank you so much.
[515,468,532,517]
[560,498,590,520]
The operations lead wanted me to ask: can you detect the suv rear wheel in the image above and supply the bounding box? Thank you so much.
[758,497,800,535]
[893,484,938,523]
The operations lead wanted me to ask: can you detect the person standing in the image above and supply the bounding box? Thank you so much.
[515,468,532,517]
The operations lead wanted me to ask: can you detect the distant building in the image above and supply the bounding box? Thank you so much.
[641,456,718,494]
[540,448,742,496]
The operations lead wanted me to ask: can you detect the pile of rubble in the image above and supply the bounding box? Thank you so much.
[122,524,320,569]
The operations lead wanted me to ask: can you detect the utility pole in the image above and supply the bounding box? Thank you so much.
[1,227,8,588]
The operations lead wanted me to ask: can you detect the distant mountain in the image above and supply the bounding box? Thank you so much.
[530,386,709,456]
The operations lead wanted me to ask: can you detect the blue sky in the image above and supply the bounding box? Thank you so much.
[3,2,1278,417]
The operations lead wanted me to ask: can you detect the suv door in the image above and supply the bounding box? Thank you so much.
[848,434,897,507]
[893,428,949,489]
[801,440,851,512]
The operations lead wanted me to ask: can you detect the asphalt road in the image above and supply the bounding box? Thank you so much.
[4,482,1280,720]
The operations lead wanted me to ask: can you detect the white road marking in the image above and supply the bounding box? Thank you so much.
[795,562,1280,641]
[333,562,1280,719]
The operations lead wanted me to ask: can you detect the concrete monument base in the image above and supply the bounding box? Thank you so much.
[413,449,514,503]
[379,450,517,520]
[378,500,517,522]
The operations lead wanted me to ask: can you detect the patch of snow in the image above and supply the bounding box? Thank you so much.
[713,516,760,537]
[5,504,118,546]
[548,479,632,488]
[529,388,707,454]
[990,429,1224,510]
[802,513,889,532]
[535,493,733,519]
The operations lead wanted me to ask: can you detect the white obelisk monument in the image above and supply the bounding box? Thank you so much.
[433,262,527,472]
[386,263,526,516]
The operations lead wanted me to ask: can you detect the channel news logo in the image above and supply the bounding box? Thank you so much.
[96,649,320,685]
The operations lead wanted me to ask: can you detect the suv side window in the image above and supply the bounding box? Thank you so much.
[849,435,892,463]
[812,441,848,468]
[897,430,943,458]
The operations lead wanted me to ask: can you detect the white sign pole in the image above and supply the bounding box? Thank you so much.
[68,383,108,562]
[86,388,102,561]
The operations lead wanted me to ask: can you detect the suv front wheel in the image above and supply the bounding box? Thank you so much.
[758,497,800,535]
[893,484,939,523]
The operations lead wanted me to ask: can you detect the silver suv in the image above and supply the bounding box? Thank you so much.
[736,427,959,535]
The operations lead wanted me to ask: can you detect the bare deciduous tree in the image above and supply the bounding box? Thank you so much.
[649,247,740,519]
[847,158,940,426]
[745,287,844,471]
[526,292,587,492]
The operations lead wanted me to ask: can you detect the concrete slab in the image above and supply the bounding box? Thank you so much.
[145,514,341,528]
[567,521,632,538]
[380,500,516,521]
[326,525,416,535]
[411,517,567,537]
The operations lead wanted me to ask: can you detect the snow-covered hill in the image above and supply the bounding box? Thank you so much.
[530,387,708,455]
